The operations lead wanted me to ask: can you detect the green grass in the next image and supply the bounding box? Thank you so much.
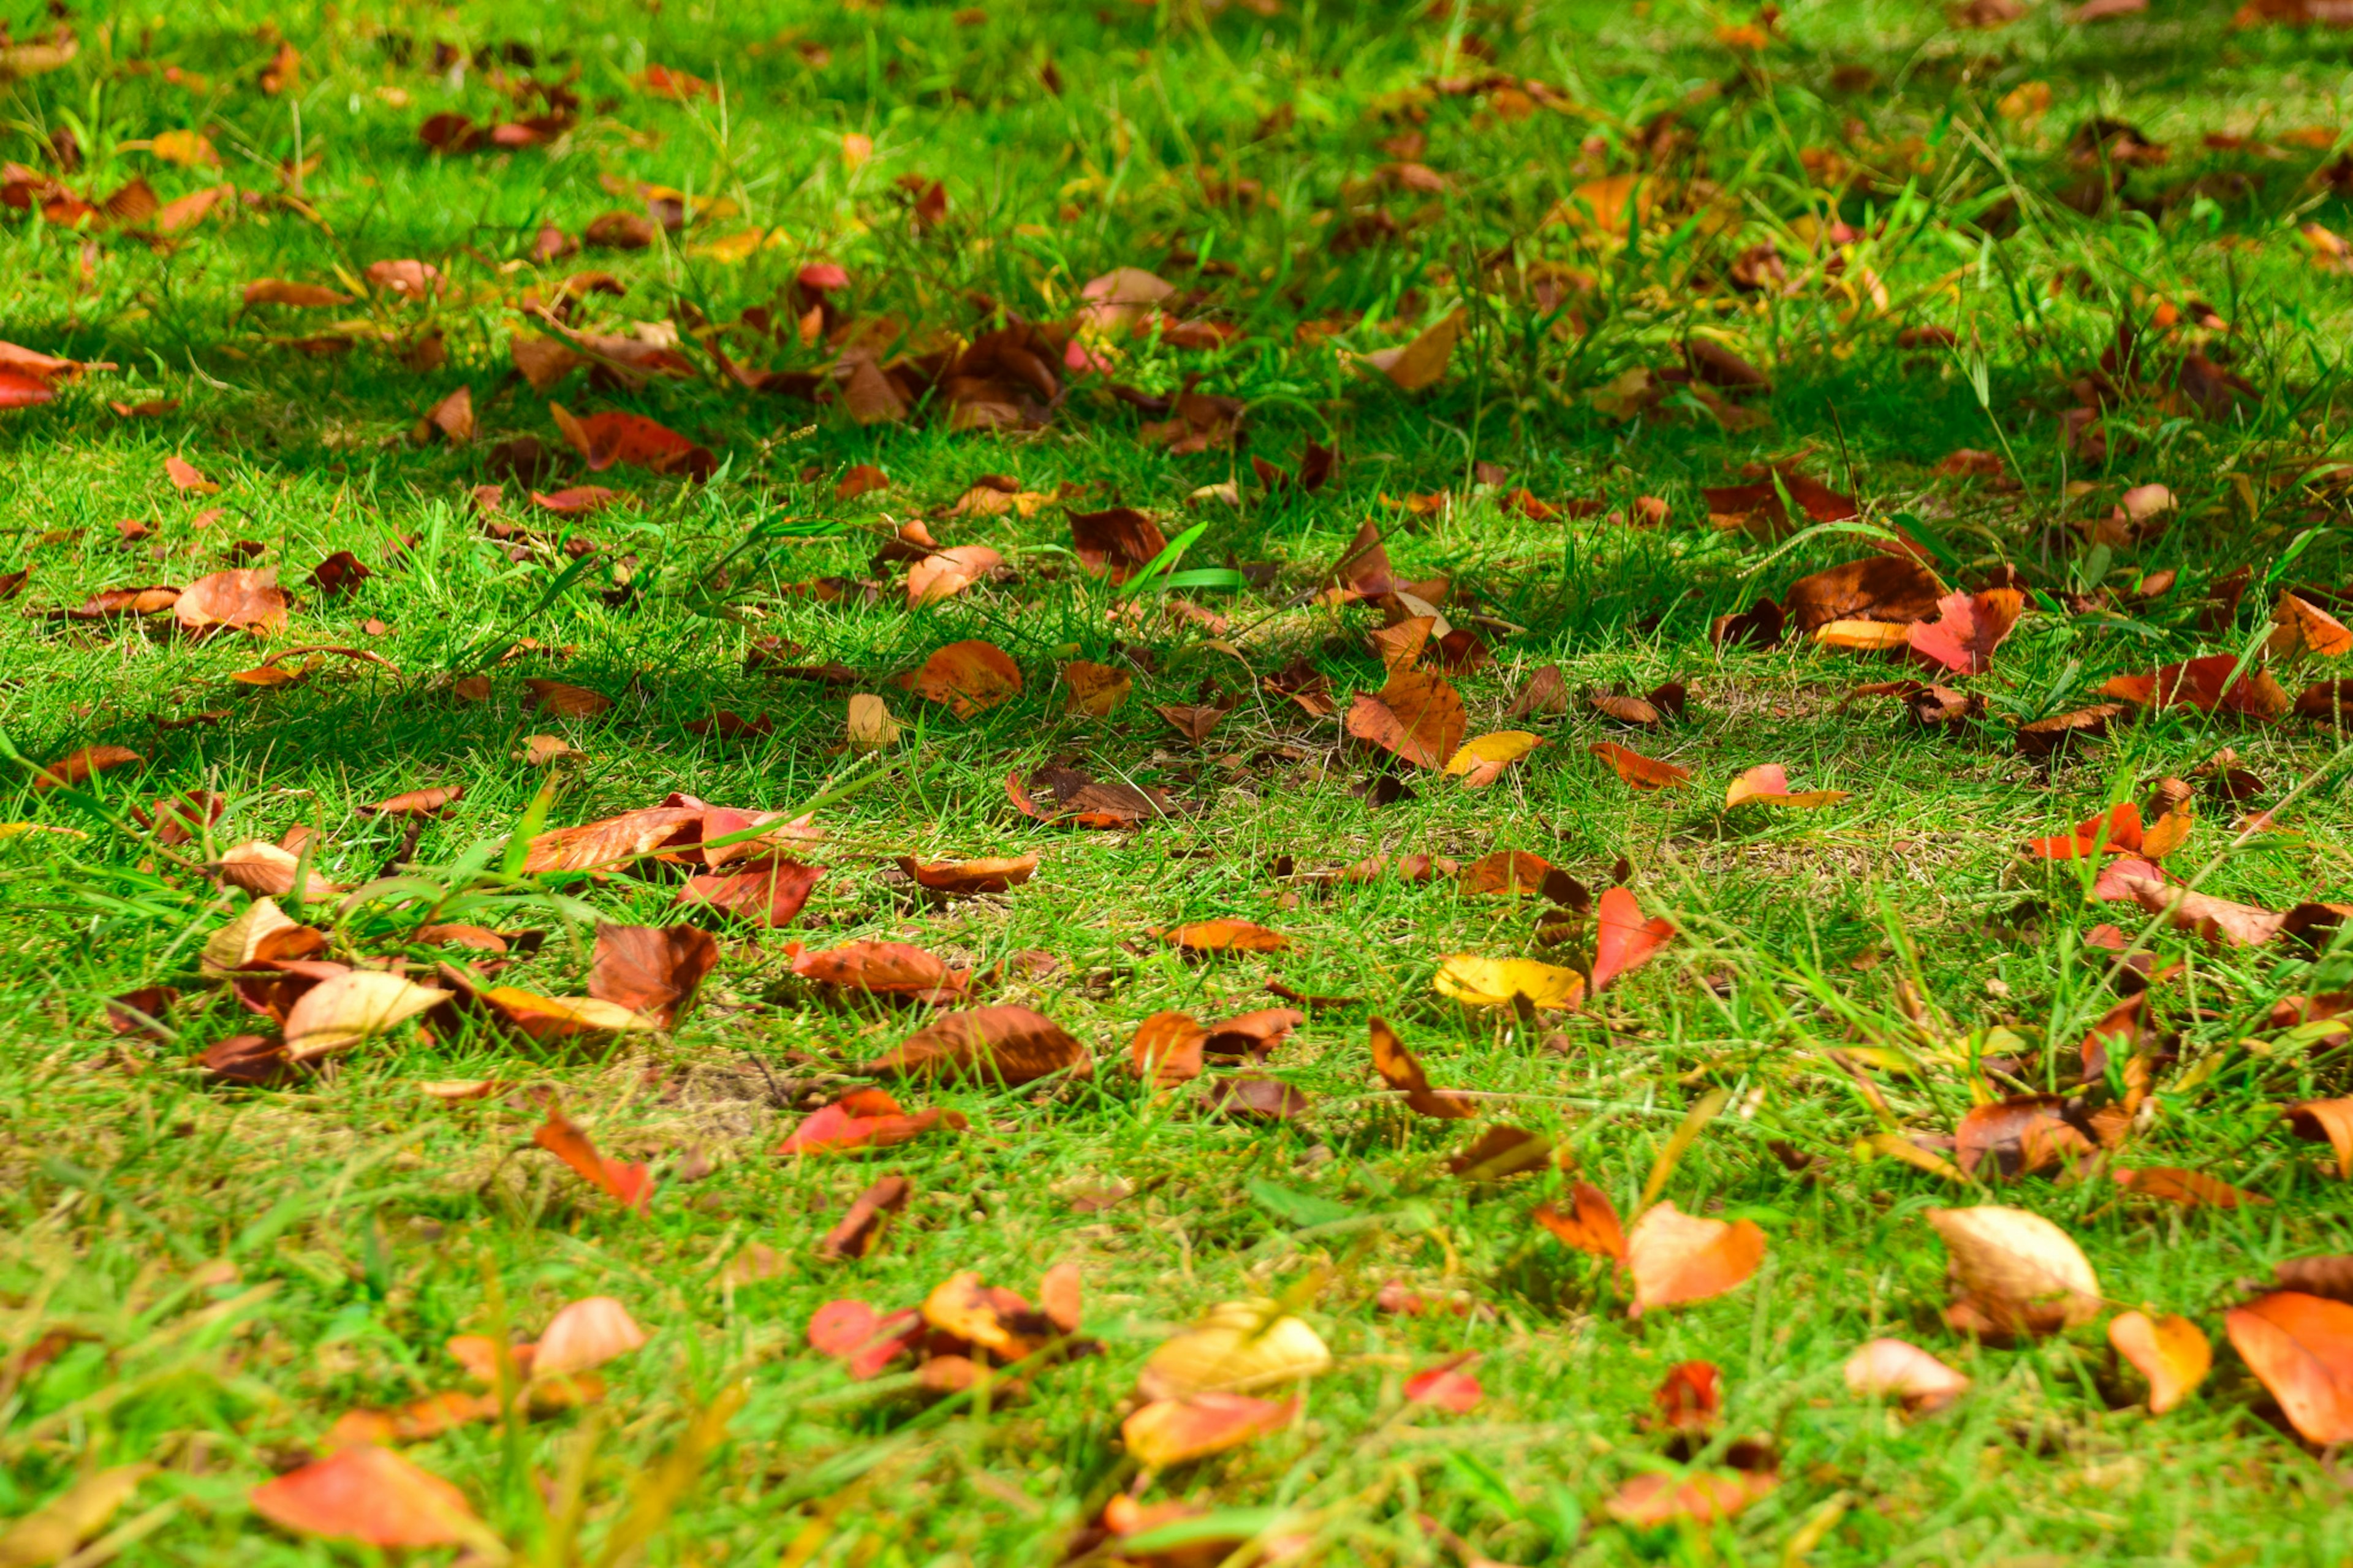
[9,0,2353,1563]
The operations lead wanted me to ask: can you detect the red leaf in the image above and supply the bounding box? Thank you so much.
[1592,885,1674,990]
[248,1446,481,1547]
[532,1102,653,1211]
[1404,1352,1484,1413]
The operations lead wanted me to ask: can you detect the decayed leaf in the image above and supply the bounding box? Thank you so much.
[2224,1292,2353,1444]
[248,1445,483,1548]
[1955,1096,2094,1178]
[1590,741,1691,790]
[2107,872,2287,947]
[1534,1180,1628,1261]
[899,640,1023,718]
[861,1004,1089,1085]
[1843,1338,1969,1411]
[1592,885,1674,992]
[532,1102,653,1211]
[284,971,446,1060]
[0,1466,153,1567]
[534,1296,649,1378]
[1357,308,1466,392]
[1626,1202,1766,1315]
[1928,1205,2101,1336]
[1006,765,1178,828]
[1723,763,1849,810]
[1443,730,1544,788]
[1123,1392,1297,1468]
[1136,1299,1332,1399]
[1506,665,1571,717]
[898,854,1037,896]
[1908,589,2024,675]
[1368,1016,1477,1118]
[1346,667,1467,770]
[2107,1311,2210,1414]
[587,922,719,1028]
[1158,919,1290,953]
[1434,953,1587,1010]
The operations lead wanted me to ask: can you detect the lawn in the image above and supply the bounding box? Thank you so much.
[7,0,2353,1562]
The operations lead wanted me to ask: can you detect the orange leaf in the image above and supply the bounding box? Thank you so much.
[860,1004,1090,1086]
[248,1446,482,1547]
[532,1102,653,1212]
[1533,1180,1627,1261]
[1368,1015,1479,1118]
[1604,1468,1776,1528]
[588,922,720,1028]
[2110,1166,2270,1208]
[2102,654,2290,722]
[2225,1292,2353,1444]
[791,940,967,1001]
[1121,1392,1297,1468]
[2107,1310,2210,1414]
[1590,741,1691,790]
[1355,308,1465,391]
[1592,885,1674,991]
[2270,591,2353,659]
[2025,801,2143,860]
[1156,918,1290,953]
[1908,588,2024,674]
[1345,667,1466,769]
[2286,1099,2353,1176]
[1626,1202,1765,1314]
[1130,1010,1208,1087]
[898,853,1038,896]
[899,640,1023,718]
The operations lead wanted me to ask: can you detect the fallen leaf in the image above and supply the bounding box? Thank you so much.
[898,854,1037,896]
[1202,1074,1313,1121]
[1626,1202,1765,1315]
[2270,591,2352,659]
[1593,885,1674,991]
[1783,556,1943,632]
[1006,765,1177,828]
[587,922,719,1028]
[248,1445,482,1548]
[793,941,968,1002]
[898,640,1023,718]
[284,971,446,1060]
[534,1296,648,1377]
[1722,763,1849,810]
[1158,918,1290,953]
[2286,1099,2353,1176]
[2102,655,2290,722]
[175,569,287,635]
[1443,730,1545,788]
[674,858,824,927]
[861,1004,1089,1085]
[1136,1300,1332,1399]
[532,1102,653,1211]
[32,744,142,791]
[0,1466,153,1567]
[1590,741,1691,790]
[906,544,1004,607]
[1123,1392,1297,1468]
[1357,308,1466,391]
[1434,953,1586,1011]
[1068,507,1169,583]
[1130,1010,1210,1087]
[521,679,613,719]
[2111,1167,2269,1208]
[2224,1292,2353,1444]
[1605,1469,1777,1528]
[1369,1016,1478,1118]
[1955,1095,2095,1177]
[1843,1338,1968,1411]
[362,786,462,817]
[820,1175,913,1261]
[1907,589,2024,674]
[1347,667,1467,769]
[1404,1352,1483,1414]
[207,841,339,901]
[1928,1205,2101,1336]
[2107,1310,2210,1414]
[1535,1180,1628,1260]
[164,455,219,494]
[779,1089,968,1156]
[243,278,350,308]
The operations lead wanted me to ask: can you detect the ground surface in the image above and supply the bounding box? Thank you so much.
[7,1,2353,1564]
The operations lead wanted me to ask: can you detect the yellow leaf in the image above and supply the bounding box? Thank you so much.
[1135,1300,1331,1400]
[1432,953,1586,1011]
[1812,619,1914,651]
[0,1465,153,1567]
[1354,309,1466,392]
[150,129,220,167]
[1724,763,1851,810]
[1442,730,1544,787]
